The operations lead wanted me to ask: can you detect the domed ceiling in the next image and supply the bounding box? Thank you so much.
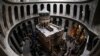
[6,0,92,3]
[31,0,90,2]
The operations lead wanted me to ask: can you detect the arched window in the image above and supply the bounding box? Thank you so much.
[26,5,30,15]
[20,6,24,18]
[8,6,13,25]
[79,5,83,20]
[85,5,90,23]
[58,18,62,26]
[73,5,77,17]
[64,20,69,32]
[65,20,69,27]
[47,4,50,11]
[33,4,38,14]
[40,4,44,10]
[14,6,18,20]
[53,4,57,13]
[27,21,32,28]
[27,21,32,33]
[66,4,70,15]
[17,26,24,38]
[60,4,63,14]
[22,23,27,34]
[34,17,38,25]
[2,5,8,28]
[52,17,57,24]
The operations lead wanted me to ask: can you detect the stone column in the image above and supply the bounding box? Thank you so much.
[9,37,19,54]
[18,6,21,20]
[30,4,33,17]
[50,3,54,15]
[56,18,59,25]
[11,34,21,49]
[57,4,60,15]
[63,4,66,15]
[11,6,16,25]
[24,5,27,19]
[0,15,6,36]
[38,4,41,12]
[62,19,66,28]
[82,5,85,21]
[44,3,47,11]
[76,5,80,20]
[5,5,11,29]
[31,20,35,31]
[70,4,74,18]
[11,33,23,53]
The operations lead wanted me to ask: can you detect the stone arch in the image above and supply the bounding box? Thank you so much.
[17,26,24,39]
[58,18,62,26]
[73,5,77,17]
[64,20,69,32]
[27,21,33,33]
[20,6,24,18]
[53,4,57,13]
[85,5,90,23]
[66,4,70,15]
[60,4,63,14]
[33,4,38,14]
[22,23,28,36]
[14,6,18,20]
[40,4,44,10]
[47,4,50,12]
[26,5,30,15]
[79,5,83,20]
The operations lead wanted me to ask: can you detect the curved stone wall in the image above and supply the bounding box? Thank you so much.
[6,16,90,56]
[1,0,98,36]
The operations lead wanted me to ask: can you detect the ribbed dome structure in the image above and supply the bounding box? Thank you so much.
[0,0,99,56]
[5,0,92,3]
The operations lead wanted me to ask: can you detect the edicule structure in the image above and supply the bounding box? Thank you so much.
[36,9,64,56]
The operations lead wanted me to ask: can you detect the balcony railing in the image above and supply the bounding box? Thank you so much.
[1,2,98,35]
